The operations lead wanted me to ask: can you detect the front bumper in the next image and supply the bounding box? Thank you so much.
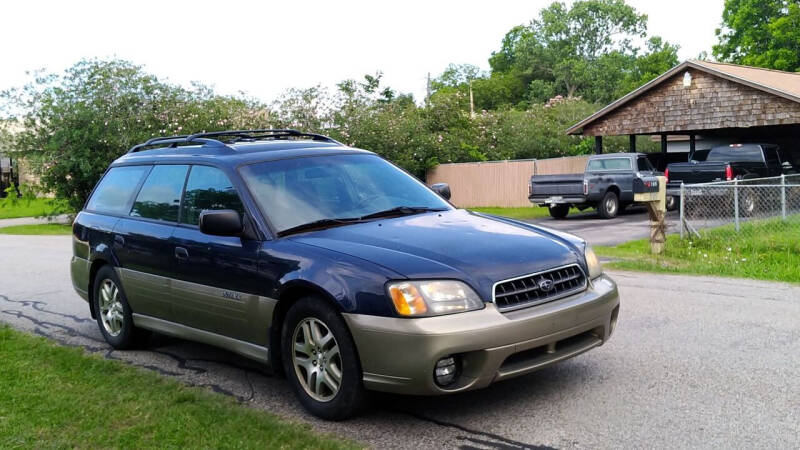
[344,274,620,395]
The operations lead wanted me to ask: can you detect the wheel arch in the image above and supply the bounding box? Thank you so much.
[87,258,111,319]
[269,281,344,373]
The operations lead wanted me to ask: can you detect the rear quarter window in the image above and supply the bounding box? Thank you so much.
[85,166,150,214]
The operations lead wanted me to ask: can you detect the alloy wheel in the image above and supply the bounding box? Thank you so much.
[98,279,124,336]
[291,317,343,402]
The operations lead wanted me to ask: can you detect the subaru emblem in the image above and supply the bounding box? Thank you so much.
[538,277,555,292]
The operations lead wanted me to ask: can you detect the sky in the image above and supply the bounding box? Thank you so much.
[1,0,724,103]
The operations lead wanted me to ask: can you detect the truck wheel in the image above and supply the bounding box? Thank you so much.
[282,296,367,420]
[93,265,150,349]
[739,190,757,217]
[548,204,570,219]
[598,191,619,219]
[666,195,679,211]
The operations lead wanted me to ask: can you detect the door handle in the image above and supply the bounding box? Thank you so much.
[175,247,189,260]
[114,235,125,246]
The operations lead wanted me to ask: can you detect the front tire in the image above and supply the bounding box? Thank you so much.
[281,296,367,420]
[93,266,149,349]
[548,204,570,219]
[597,191,619,219]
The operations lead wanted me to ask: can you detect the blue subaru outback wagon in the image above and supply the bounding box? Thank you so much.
[71,129,620,420]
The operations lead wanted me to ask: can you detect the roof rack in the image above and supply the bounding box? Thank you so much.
[188,129,342,145]
[127,129,342,154]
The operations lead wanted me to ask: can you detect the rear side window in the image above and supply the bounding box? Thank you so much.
[86,166,149,214]
[180,166,244,226]
[130,165,189,222]
[637,157,655,171]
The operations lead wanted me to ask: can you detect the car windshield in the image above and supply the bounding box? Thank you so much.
[239,154,452,233]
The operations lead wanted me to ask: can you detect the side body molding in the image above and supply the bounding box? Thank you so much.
[131,314,271,364]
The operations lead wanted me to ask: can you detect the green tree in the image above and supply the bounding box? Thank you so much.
[0,59,270,210]
[713,0,800,72]
[485,0,677,105]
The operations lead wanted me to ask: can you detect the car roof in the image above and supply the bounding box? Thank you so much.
[111,139,375,168]
[589,152,646,159]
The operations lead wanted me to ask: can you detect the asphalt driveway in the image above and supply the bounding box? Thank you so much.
[1,234,798,449]
[525,206,679,246]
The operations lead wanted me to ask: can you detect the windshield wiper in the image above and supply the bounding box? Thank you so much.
[278,217,363,236]
[278,207,446,236]
[358,206,447,220]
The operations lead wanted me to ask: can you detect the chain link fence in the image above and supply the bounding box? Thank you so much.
[679,174,800,239]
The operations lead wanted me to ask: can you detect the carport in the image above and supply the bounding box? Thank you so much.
[566,60,800,170]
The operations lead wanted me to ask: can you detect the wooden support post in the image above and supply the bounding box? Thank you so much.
[660,134,667,170]
[629,134,636,152]
[595,136,603,155]
[647,203,666,255]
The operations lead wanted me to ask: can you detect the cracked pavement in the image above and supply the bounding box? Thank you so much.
[1,234,799,449]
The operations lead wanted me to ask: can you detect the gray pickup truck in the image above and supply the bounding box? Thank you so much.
[529,153,659,219]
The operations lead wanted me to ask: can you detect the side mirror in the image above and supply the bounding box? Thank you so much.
[199,210,243,236]
[430,183,451,200]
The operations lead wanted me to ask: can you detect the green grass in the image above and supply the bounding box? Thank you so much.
[0,197,71,219]
[468,206,580,220]
[0,325,359,449]
[596,218,800,283]
[0,223,73,235]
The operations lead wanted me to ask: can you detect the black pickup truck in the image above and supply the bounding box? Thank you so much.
[665,144,796,200]
[529,153,659,219]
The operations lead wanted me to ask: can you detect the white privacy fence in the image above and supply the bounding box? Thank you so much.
[679,174,800,238]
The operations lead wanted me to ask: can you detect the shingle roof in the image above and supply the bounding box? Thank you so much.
[566,60,800,135]
[693,60,800,99]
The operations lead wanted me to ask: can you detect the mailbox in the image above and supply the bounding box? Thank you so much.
[633,176,662,203]
[633,176,660,194]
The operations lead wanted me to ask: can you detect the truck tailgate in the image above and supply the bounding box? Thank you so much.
[667,162,729,186]
[530,174,584,196]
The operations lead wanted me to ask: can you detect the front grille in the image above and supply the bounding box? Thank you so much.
[493,264,587,311]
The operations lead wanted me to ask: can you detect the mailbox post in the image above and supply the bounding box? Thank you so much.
[633,175,667,254]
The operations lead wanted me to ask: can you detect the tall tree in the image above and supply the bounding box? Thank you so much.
[494,0,647,99]
[713,0,800,72]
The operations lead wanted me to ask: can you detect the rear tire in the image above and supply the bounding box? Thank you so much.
[666,195,679,211]
[597,191,619,219]
[93,266,150,350]
[281,296,367,420]
[548,204,570,219]
[739,189,757,217]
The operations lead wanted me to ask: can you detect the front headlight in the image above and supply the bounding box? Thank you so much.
[387,280,484,317]
[584,245,603,279]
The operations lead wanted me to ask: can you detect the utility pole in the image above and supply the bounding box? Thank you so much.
[426,72,432,104]
[469,79,475,118]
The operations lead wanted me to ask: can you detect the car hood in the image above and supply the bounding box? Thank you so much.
[289,209,585,301]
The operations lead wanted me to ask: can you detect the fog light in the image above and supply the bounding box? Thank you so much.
[434,356,459,387]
